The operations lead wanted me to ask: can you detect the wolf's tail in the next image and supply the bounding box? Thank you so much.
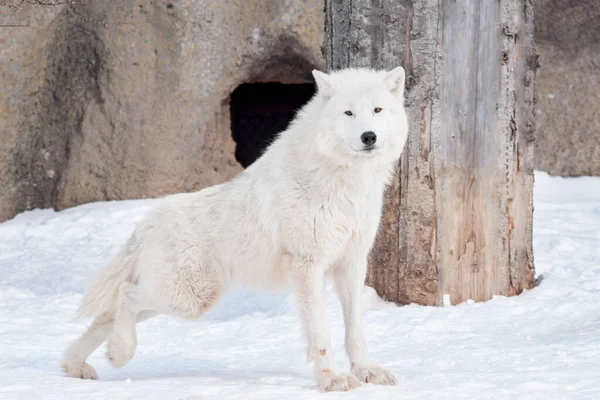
[76,249,136,318]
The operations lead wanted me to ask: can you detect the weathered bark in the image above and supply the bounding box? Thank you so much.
[325,0,536,305]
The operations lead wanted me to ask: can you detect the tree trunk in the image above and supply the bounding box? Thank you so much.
[325,0,536,306]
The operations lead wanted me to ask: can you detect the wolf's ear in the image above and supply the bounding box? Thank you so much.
[312,70,333,98]
[384,66,406,98]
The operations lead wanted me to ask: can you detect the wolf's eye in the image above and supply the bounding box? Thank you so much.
[374,107,382,113]
[344,110,353,116]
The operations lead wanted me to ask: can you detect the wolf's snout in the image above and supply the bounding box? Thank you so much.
[361,131,377,147]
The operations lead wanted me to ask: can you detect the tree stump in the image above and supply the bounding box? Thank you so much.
[325,0,537,305]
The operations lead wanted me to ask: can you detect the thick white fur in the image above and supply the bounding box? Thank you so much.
[62,67,409,392]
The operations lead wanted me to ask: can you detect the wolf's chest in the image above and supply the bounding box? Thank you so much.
[312,195,380,253]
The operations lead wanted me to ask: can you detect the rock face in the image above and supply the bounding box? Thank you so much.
[1,3,64,223]
[2,0,599,223]
[534,0,600,176]
[0,0,324,222]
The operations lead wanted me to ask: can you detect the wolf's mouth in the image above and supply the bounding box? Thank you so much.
[350,144,379,154]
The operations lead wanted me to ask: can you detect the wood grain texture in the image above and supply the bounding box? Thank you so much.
[325,0,536,305]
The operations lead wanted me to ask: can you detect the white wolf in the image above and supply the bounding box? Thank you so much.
[62,66,409,392]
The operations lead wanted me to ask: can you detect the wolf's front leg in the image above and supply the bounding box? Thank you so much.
[292,258,360,392]
[333,256,397,386]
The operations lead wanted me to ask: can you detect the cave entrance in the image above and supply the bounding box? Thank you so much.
[230,82,315,168]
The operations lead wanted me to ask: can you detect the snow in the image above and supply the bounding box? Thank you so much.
[1,171,599,399]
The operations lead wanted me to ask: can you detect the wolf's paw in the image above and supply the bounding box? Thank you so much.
[106,334,136,368]
[352,365,397,385]
[318,370,361,392]
[61,361,98,380]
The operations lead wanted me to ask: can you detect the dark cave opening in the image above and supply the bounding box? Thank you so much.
[230,82,315,168]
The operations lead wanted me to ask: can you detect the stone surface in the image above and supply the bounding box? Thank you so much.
[2,0,599,224]
[1,2,65,223]
[535,0,600,176]
[0,0,324,222]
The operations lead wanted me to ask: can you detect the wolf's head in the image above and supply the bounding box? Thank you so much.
[306,67,409,165]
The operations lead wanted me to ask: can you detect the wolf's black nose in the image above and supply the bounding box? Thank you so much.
[361,131,377,146]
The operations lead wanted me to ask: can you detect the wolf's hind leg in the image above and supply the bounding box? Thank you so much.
[62,311,114,379]
[106,282,147,368]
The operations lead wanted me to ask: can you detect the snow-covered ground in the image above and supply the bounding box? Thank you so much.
[1,171,599,399]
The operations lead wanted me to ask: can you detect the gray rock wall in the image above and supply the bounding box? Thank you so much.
[2,0,599,222]
[0,0,324,222]
[535,0,600,176]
